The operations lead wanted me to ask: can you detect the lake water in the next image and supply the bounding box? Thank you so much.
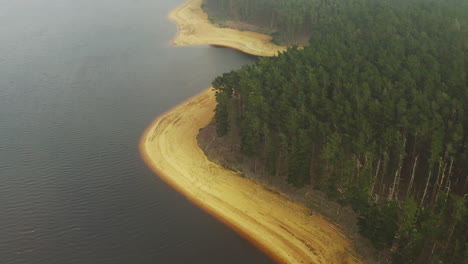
[0,0,273,263]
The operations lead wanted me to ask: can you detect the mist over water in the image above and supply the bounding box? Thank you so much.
[0,0,273,263]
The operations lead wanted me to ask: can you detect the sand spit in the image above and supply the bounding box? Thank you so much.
[140,1,363,262]
[168,0,286,57]
[140,89,362,263]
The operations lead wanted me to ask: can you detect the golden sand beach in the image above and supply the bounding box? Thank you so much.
[168,0,286,57]
[140,1,363,263]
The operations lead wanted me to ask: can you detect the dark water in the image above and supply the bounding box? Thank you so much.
[0,0,273,263]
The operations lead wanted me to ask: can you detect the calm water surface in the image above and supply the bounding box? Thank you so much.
[0,0,273,263]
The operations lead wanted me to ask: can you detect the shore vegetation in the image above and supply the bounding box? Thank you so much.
[211,0,468,262]
[140,0,363,263]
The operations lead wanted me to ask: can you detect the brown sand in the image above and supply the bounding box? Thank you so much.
[140,90,362,264]
[168,0,286,57]
[140,1,363,263]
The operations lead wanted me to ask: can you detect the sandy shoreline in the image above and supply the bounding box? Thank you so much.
[140,0,363,263]
[168,0,286,57]
[140,89,361,263]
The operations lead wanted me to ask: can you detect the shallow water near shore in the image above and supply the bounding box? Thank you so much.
[0,0,273,263]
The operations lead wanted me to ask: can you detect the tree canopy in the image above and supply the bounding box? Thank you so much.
[210,0,468,262]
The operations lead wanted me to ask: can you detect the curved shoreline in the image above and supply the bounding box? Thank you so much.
[139,90,285,263]
[167,0,286,57]
[140,89,361,263]
[140,0,363,263]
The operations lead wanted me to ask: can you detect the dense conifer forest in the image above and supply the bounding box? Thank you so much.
[209,0,468,262]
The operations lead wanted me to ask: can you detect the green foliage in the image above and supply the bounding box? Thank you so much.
[464,243,468,264]
[269,32,282,45]
[203,0,328,41]
[210,0,468,261]
[208,16,227,27]
[357,202,398,250]
[214,91,229,136]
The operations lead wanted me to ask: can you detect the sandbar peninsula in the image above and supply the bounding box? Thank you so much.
[140,0,363,263]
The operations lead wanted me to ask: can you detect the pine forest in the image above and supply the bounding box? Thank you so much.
[207,0,468,262]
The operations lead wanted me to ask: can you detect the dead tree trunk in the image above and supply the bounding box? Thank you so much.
[389,170,399,201]
[432,157,443,201]
[434,161,447,203]
[421,170,433,206]
[370,158,381,197]
[407,155,419,196]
